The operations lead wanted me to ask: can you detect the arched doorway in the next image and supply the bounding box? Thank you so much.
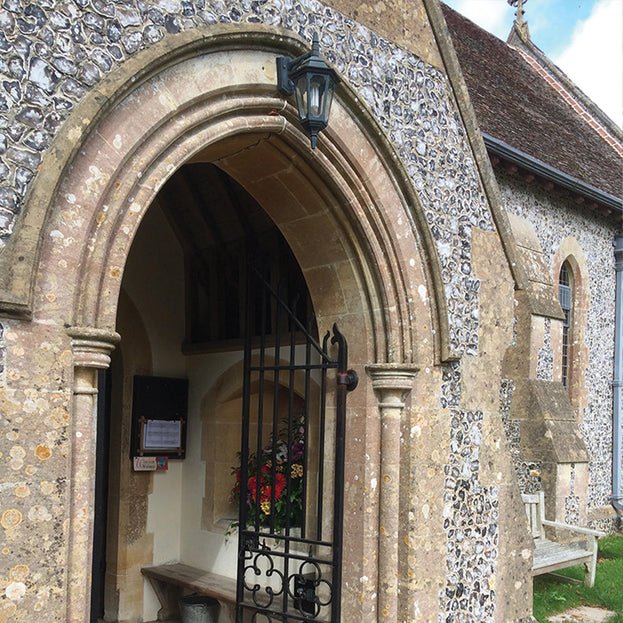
[14,31,439,622]
[98,159,353,621]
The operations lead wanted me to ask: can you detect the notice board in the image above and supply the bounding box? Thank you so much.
[130,375,188,459]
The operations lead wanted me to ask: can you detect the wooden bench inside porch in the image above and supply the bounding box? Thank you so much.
[142,563,236,622]
[522,492,605,587]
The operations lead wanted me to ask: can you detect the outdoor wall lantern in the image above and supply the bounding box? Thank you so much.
[277,33,340,149]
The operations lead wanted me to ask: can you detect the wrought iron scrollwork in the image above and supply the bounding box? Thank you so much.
[288,557,333,618]
[242,544,285,610]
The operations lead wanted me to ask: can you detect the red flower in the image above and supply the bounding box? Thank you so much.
[273,473,286,499]
[229,417,306,531]
[247,472,287,505]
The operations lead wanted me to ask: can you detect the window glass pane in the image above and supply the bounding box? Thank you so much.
[558,262,572,387]
[324,84,335,122]
[558,284,571,317]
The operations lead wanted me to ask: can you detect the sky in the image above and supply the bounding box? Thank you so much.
[442,0,623,128]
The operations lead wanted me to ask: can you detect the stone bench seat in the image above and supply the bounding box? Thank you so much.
[142,563,236,622]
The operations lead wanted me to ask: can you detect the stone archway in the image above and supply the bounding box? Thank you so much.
[1,28,445,365]
[4,29,444,622]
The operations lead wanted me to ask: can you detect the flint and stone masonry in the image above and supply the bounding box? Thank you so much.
[0,1,617,622]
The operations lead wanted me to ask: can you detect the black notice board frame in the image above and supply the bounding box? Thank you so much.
[130,375,189,459]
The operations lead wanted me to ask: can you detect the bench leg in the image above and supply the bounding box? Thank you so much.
[584,537,598,587]
[584,560,597,588]
[146,577,181,620]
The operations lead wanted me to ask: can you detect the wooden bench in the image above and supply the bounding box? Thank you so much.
[522,492,605,587]
[142,563,236,622]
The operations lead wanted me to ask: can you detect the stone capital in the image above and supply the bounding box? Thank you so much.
[67,326,121,369]
[366,363,418,407]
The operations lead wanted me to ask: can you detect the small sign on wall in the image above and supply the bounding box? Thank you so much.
[133,456,157,471]
[133,456,169,472]
[143,420,182,450]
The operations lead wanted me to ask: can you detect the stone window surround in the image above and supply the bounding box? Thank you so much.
[552,238,590,418]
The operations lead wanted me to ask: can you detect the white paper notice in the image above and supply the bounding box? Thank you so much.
[143,419,182,449]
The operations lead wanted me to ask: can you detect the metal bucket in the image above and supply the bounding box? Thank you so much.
[179,595,220,623]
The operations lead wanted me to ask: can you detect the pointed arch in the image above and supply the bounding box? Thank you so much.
[0,29,455,621]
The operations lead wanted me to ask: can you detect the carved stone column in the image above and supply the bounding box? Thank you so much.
[366,364,418,623]
[66,327,120,623]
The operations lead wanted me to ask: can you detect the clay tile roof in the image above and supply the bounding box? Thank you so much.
[441,3,623,201]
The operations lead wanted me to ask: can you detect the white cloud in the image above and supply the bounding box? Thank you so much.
[553,0,623,127]
[443,0,514,38]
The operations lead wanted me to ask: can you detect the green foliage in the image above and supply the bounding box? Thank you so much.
[533,535,623,623]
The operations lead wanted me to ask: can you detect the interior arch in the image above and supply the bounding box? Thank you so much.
[200,355,322,532]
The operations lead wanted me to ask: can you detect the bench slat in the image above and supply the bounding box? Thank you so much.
[142,563,236,603]
[533,540,592,570]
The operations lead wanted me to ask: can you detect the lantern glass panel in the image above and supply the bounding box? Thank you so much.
[295,75,309,120]
[324,81,335,123]
[309,74,326,118]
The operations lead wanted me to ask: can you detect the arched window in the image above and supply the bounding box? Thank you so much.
[553,240,589,416]
[558,261,572,388]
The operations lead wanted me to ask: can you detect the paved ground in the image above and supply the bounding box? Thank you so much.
[548,606,617,622]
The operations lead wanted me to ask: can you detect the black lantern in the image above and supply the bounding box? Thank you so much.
[277,33,340,149]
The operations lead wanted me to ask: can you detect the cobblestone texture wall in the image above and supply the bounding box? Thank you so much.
[499,378,542,494]
[440,362,497,621]
[565,463,580,525]
[536,317,553,381]
[499,171,618,515]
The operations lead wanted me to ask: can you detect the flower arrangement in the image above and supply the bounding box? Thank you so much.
[230,419,305,533]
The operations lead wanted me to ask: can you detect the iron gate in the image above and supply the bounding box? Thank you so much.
[235,262,357,622]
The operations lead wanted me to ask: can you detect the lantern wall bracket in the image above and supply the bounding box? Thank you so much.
[276,32,340,149]
[276,55,297,96]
